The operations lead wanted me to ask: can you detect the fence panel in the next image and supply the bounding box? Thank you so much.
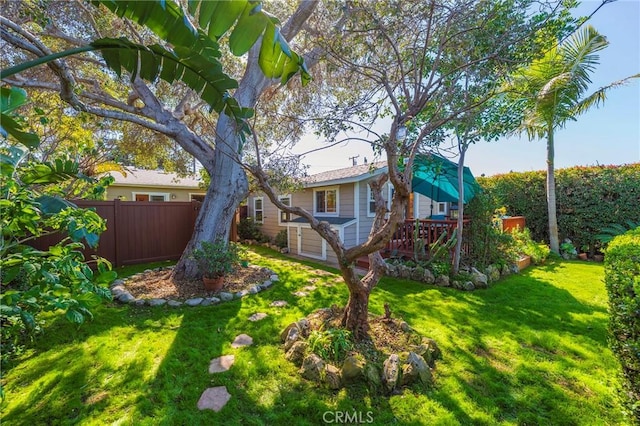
[30,200,202,267]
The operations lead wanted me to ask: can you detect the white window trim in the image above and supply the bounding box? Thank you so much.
[278,194,292,225]
[132,191,169,201]
[189,193,206,201]
[253,197,264,224]
[313,187,339,216]
[367,183,395,218]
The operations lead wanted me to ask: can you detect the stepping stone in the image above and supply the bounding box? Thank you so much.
[302,285,317,292]
[197,386,231,412]
[209,355,235,373]
[248,313,268,322]
[231,334,253,348]
[293,291,309,297]
[270,300,288,307]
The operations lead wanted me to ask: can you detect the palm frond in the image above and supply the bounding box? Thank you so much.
[570,74,640,117]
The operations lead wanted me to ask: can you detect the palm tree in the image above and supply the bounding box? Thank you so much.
[508,25,638,253]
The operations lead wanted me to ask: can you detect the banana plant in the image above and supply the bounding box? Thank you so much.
[1,0,310,127]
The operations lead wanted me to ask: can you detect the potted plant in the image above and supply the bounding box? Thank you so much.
[190,239,241,291]
[578,244,589,260]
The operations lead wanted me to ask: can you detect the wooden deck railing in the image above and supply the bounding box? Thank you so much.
[385,218,470,259]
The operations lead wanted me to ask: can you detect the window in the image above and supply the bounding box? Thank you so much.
[314,188,338,215]
[368,184,393,217]
[190,194,205,202]
[279,195,291,224]
[254,197,264,223]
[368,187,376,216]
[437,202,446,214]
[133,192,169,202]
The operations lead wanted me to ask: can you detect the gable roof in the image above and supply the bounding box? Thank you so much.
[110,168,202,189]
[303,161,387,188]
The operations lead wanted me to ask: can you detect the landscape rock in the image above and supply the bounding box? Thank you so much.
[471,268,488,289]
[382,354,401,392]
[134,299,146,306]
[435,275,450,287]
[400,321,411,332]
[219,292,233,302]
[280,247,289,254]
[209,355,235,373]
[296,319,311,338]
[110,279,125,288]
[285,341,308,366]
[270,300,288,308]
[197,386,231,412]
[185,298,203,307]
[324,364,342,390]
[403,352,432,385]
[148,298,167,307]
[342,355,365,381]
[201,297,220,306]
[398,265,412,279]
[364,363,382,390]
[235,290,249,298]
[167,300,182,307]
[423,268,435,284]
[485,265,501,283]
[462,281,475,291]
[411,266,425,282]
[300,354,325,382]
[417,338,442,367]
[280,323,299,343]
[249,286,261,294]
[260,280,273,289]
[292,291,308,297]
[231,334,253,348]
[283,326,300,351]
[117,292,136,303]
[270,274,279,282]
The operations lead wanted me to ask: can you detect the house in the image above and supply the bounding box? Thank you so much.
[106,168,205,202]
[247,162,452,264]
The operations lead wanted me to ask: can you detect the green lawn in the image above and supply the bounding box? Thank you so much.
[0,247,623,425]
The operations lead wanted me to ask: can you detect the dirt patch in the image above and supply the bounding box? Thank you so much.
[123,265,272,300]
[306,305,423,364]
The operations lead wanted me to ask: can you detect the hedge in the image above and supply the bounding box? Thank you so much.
[604,228,640,423]
[478,163,640,253]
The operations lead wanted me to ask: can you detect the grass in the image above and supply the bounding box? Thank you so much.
[0,247,623,425]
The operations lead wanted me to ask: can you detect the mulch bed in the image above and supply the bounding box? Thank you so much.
[123,265,272,300]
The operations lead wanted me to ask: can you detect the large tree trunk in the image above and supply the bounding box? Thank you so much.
[172,124,248,279]
[341,274,372,340]
[546,126,560,253]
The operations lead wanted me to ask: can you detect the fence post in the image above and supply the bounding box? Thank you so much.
[114,198,122,267]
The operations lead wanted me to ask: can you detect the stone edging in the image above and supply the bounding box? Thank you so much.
[109,266,279,307]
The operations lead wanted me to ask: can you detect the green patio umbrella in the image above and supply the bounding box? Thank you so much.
[410,154,480,204]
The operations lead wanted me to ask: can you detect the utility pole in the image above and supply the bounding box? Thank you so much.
[349,155,360,166]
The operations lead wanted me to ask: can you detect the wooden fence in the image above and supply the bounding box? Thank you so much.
[31,200,213,267]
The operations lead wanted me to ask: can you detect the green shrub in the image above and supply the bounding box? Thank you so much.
[479,164,640,254]
[604,228,640,424]
[307,328,353,363]
[238,217,268,242]
[1,88,115,367]
[511,228,550,264]
[274,229,288,249]
[465,191,518,269]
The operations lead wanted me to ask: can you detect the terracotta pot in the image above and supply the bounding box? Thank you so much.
[578,253,588,260]
[203,276,224,292]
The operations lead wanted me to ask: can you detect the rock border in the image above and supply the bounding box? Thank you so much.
[383,261,518,291]
[109,266,279,307]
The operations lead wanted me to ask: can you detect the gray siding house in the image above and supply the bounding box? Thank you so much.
[248,162,449,264]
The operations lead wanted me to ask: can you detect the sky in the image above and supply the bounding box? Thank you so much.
[292,0,640,177]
